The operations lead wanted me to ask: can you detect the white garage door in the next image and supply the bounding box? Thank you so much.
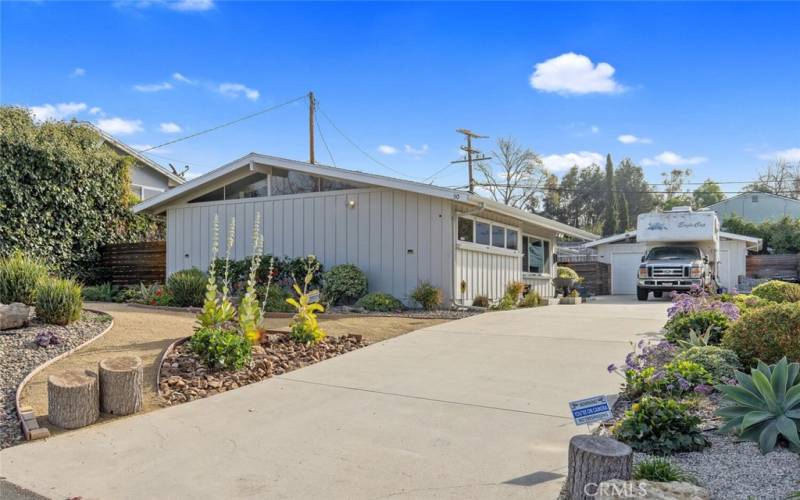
[718,249,731,291]
[611,252,643,295]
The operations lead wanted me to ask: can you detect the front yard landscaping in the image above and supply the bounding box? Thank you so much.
[597,281,800,499]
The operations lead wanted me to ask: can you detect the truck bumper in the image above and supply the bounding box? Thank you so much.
[638,278,703,290]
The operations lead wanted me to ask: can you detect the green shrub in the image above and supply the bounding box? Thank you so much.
[723,302,800,366]
[287,284,326,344]
[323,264,367,305]
[0,250,48,305]
[732,293,770,313]
[189,327,252,370]
[664,310,730,345]
[0,107,162,279]
[623,361,712,399]
[613,396,709,455]
[519,291,541,308]
[673,346,741,383]
[82,282,115,302]
[472,295,490,308]
[716,357,800,454]
[167,268,207,307]
[633,458,693,483]
[35,277,83,325]
[492,293,517,311]
[556,266,579,280]
[355,292,402,312]
[410,282,443,311]
[138,283,173,306]
[751,280,800,303]
[256,285,293,312]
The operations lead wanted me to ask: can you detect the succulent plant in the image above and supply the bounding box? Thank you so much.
[716,357,800,454]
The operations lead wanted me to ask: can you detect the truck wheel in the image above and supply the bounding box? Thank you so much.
[653,291,663,298]
[636,287,649,301]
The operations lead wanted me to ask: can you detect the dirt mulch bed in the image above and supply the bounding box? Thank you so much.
[1,311,111,449]
[159,332,368,406]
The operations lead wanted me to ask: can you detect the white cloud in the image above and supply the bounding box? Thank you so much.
[404,144,429,156]
[541,151,604,172]
[89,106,103,115]
[159,122,182,133]
[641,151,707,167]
[618,134,653,144]
[172,72,196,84]
[95,117,144,136]
[168,0,214,11]
[758,147,800,162]
[530,52,625,95]
[590,125,600,134]
[133,81,173,92]
[217,82,259,101]
[377,145,398,155]
[71,68,86,78]
[29,102,88,122]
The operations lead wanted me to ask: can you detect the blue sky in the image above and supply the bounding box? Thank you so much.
[2,1,799,191]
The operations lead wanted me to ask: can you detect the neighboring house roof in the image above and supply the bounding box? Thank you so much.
[133,152,598,241]
[704,191,800,210]
[81,122,186,186]
[583,229,762,251]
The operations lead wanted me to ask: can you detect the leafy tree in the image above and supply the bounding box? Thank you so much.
[615,158,657,229]
[475,137,547,210]
[602,154,618,236]
[721,214,800,254]
[0,106,162,279]
[692,179,725,208]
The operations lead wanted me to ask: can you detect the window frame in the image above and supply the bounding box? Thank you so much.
[455,214,521,256]
[521,234,553,276]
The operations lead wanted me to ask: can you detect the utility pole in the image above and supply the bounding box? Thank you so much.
[308,91,315,164]
[451,129,490,193]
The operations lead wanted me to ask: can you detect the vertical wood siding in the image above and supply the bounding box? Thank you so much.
[166,188,454,302]
[454,245,522,303]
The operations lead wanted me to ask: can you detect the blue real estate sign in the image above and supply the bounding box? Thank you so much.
[569,395,612,426]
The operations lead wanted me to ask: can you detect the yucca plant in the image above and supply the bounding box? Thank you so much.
[0,250,48,305]
[35,277,83,325]
[716,357,800,454]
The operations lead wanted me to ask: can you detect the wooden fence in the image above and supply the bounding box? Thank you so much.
[746,254,800,281]
[561,261,611,296]
[99,241,166,286]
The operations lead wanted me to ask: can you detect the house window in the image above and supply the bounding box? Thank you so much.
[457,217,474,242]
[475,221,490,245]
[506,229,518,251]
[491,225,505,248]
[320,177,363,192]
[751,195,759,203]
[522,236,551,274]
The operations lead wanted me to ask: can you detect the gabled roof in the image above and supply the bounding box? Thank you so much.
[704,191,800,210]
[133,152,598,241]
[81,123,186,185]
[584,230,762,251]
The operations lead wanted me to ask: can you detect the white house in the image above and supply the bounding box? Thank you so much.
[134,153,597,304]
[705,192,800,224]
[584,230,761,295]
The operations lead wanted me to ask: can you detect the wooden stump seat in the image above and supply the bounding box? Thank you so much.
[47,369,99,429]
[99,356,143,416]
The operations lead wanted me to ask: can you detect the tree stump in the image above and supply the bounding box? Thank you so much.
[99,356,143,415]
[48,369,99,429]
[565,435,632,500]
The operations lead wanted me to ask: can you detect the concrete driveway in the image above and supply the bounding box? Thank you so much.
[0,296,668,500]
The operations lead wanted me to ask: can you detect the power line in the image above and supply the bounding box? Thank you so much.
[315,112,336,167]
[465,182,800,196]
[316,103,417,180]
[421,163,458,184]
[138,94,308,153]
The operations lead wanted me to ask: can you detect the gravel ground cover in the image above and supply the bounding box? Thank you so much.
[160,332,368,405]
[328,305,481,319]
[601,394,800,499]
[0,311,111,449]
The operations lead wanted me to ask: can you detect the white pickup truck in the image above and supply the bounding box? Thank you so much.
[635,207,720,301]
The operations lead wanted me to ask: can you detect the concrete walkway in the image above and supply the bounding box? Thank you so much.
[1,296,668,499]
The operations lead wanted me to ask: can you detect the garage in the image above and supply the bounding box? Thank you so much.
[584,231,761,295]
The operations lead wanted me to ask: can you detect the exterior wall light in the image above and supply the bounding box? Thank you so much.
[347,200,356,209]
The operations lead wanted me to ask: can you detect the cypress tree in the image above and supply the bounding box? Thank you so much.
[602,154,618,236]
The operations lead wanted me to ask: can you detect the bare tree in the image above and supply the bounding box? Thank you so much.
[474,138,548,210]
[743,159,800,199]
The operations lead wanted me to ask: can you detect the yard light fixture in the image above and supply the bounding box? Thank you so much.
[347,200,356,209]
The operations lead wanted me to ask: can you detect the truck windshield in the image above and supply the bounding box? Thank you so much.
[646,247,701,260]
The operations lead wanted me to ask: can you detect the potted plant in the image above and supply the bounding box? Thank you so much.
[560,288,582,305]
[553,266,579,297]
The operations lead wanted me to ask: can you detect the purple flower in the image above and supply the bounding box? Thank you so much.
[694,384,714,395]
[35,331,61,348]
[651,370,667,381]
[607,363,618,373]
[677,377,691,392]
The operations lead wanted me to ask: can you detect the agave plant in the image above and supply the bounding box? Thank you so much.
[677,326,714,349]
[716,357,800,454]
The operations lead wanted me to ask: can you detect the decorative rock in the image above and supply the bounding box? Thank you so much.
[595,480,710,500]
[0,302,32,330]
[99,356,143,416]
[566,435,632,500]
[47,369,99,429]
